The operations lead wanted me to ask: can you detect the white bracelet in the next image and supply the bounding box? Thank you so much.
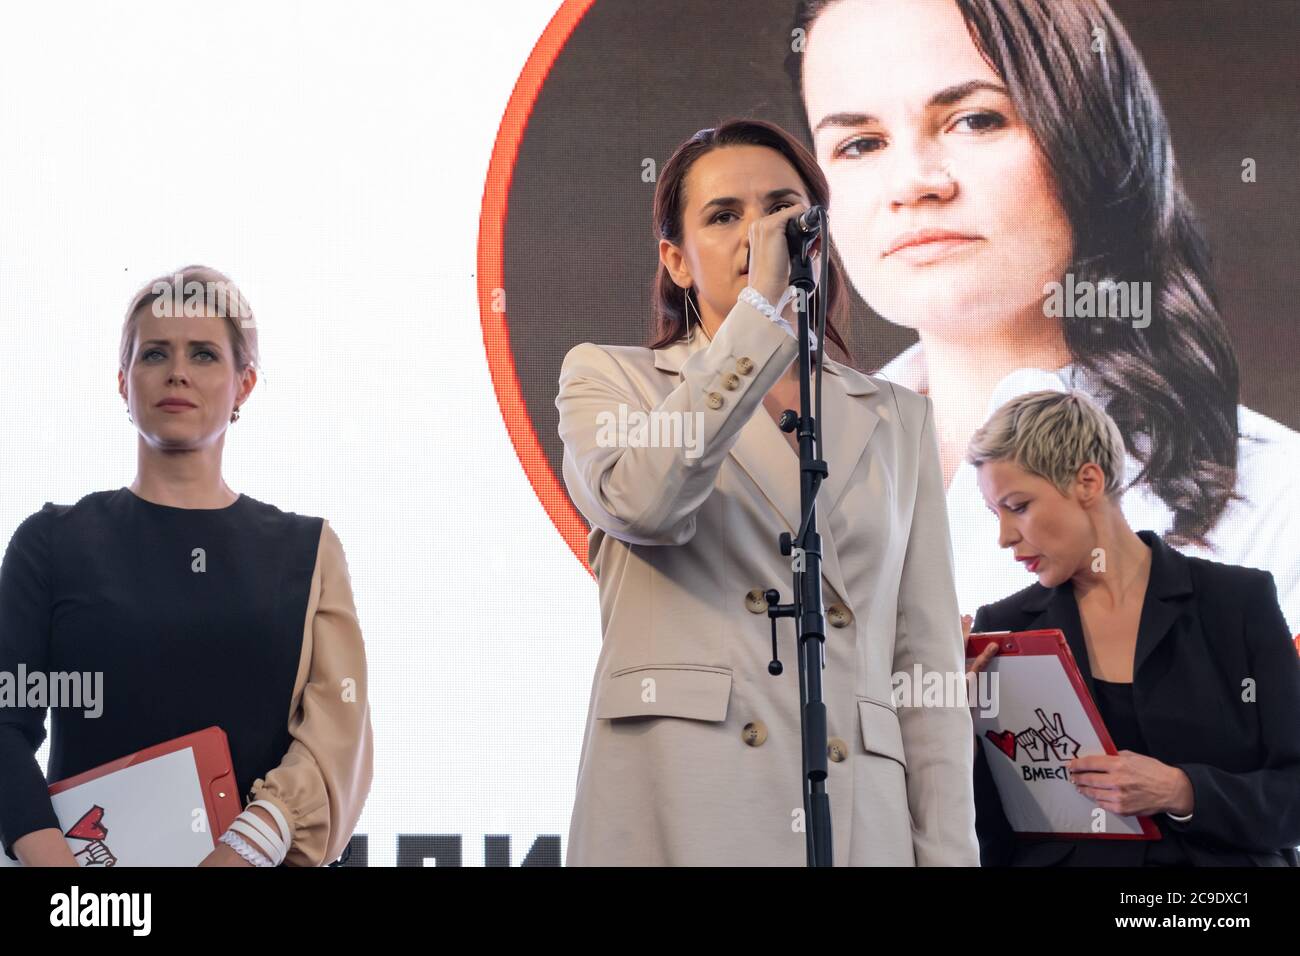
[1166,810,1194,823]
[227,819,283,863]
[247,799,293,857]
[225,799,292,867]
[220,829,274,867]
[738,286,820,351]
[230,813,287,863]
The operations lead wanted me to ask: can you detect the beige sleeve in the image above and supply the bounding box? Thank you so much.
[247,519,374,866]
[556,297,797,546]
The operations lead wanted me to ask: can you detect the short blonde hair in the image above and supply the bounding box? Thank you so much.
[119,265,259,374]
[966,390,1127,498]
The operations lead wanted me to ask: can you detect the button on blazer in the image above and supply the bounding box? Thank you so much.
[556,298,979,866]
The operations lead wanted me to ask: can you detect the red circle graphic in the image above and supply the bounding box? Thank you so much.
[477,0,599,575]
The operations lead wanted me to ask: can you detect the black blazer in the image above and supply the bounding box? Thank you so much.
[972,529,1300,867]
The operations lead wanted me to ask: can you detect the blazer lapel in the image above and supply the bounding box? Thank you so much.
[1131,529,1194,675]
[728,409,803,535]
[724,358,882,536]
[818,361,880,515]
[813,364,879,607]
[1018,529,1193,699]
[651,342,880,607]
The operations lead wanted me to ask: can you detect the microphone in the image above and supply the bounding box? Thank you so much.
[791,205,823,235]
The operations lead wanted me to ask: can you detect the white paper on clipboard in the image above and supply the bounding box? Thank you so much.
[1,747,216,867]
[968,633,1153,840]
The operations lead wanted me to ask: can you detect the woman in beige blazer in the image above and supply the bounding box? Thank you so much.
[556,119,978,866]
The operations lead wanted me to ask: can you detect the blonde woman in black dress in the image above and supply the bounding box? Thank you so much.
[0,265,373,867]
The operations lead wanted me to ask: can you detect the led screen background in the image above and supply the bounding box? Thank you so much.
[1,0,1296,864]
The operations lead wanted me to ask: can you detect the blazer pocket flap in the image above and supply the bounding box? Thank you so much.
[858,699,907,767]
[596,666,732,721]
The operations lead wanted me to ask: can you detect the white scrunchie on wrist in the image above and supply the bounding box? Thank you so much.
[220,829,274,867]
[739,285,819,351]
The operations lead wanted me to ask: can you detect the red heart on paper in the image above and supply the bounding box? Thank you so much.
[986,730,1018,762]
[66,805,109,841]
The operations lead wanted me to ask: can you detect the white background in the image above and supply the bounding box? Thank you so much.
[0,0,591,866]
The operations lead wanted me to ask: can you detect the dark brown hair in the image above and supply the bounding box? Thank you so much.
[788,0,1240,547]
[650,118,852,361]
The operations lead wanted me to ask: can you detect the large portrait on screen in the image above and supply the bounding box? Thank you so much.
[478,0,1300,634]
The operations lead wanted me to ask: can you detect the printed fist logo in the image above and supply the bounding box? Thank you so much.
[1032,707,1081,760]
[1016,727,1050,762]
[986,709,1080,763]
[66,805,117,867]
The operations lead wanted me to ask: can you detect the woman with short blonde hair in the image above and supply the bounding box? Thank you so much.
[966,388,1300,866]
[967,390,1127,501]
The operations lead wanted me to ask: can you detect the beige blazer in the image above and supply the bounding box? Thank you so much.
[557,298,979,866]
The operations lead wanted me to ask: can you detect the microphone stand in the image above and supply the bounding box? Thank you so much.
[763,211,832,867]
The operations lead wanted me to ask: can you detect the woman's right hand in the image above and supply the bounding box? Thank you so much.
[746,202,818,306]
[964,613,999,675]
[964,614,998,757]
[13,827,79,867]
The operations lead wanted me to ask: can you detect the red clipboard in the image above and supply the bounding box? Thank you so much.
[966,629,1160,841]
[48,726,242,842]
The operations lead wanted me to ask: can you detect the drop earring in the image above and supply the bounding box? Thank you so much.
[682,286,707,341]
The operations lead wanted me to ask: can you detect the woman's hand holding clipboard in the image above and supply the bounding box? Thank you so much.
[963,614,998,675]
[962,624,1161,840]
